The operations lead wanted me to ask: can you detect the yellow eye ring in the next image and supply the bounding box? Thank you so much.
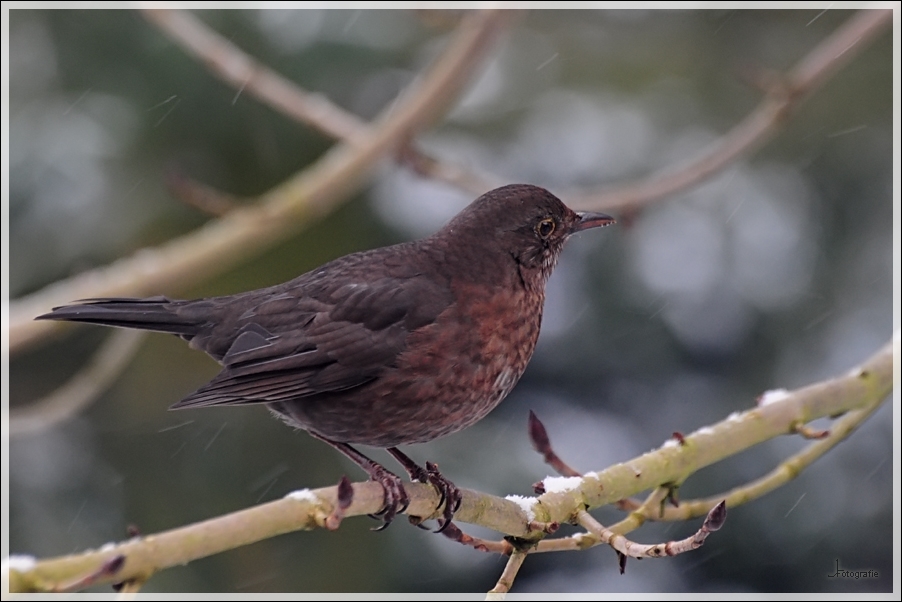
[536,217,555,238]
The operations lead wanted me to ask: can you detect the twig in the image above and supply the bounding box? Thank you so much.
[790,420,830,439]
[6,333,893,593]
[531,373,891,534]
[9,10,510,353]
[142,9,364,142]
[395,139,501,196]
[9,330,145,437]
[165,168,240,216]
[618,486,672,524]
[440,522,513,554]
[143,8,500,200]
[527,409,581,481]
[145,8,890,216]
[51,555,126,593]
[114,577,146,599]
[567,8,892,214]
[576,502,726,573]
[532,334,893,520]
[525,487,683,555]
[486,549,528,597]
[640,391,891,523]
[324,476,354,531]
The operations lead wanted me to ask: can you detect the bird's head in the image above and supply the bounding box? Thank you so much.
[440,184,615,286]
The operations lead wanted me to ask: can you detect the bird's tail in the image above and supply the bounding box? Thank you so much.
[35,296,203,337]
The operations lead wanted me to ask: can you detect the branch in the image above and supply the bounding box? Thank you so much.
[141,9,365,143]
[486,372,892,562]
[637,386,892,522]
[567,8,892,214]
[576,502,726,571]
[487,549,528,597]
[533,370,892,525]
[7,332,893,593]
[8,9,510,353]
[143,8,891,216]
[529,332,894,522]
[11,8,889,354]
[9,330,145,437]
[142,9,501,198]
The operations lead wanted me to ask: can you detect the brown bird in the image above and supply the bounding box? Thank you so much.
[36,184,614,528]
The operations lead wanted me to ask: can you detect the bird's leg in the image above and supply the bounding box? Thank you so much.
[308,433,409,529]
[386,447,462,532]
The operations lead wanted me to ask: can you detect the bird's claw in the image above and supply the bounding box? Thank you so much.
[413,461,462,532]
[367,465,411,530]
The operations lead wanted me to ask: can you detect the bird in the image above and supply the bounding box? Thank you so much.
[36,184,615,528]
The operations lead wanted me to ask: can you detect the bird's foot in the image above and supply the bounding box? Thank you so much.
[387,447,461,532]
[307,434,412,530]
[421,461,462,532]
[366,464,411,531]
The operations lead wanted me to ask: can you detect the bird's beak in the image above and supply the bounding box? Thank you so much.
[572,211,616,232]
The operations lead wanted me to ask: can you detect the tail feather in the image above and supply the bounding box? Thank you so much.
[36,296,202,337]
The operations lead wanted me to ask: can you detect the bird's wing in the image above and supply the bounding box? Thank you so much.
[171,270,453,409]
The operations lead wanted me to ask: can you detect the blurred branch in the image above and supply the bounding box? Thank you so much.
[114,578,146,599]
[8,332,894,593]
[142,8,500,197]
[8,9,889,355]
[9,330,145,437]
[144,8,891,216]
[567,8,892,213]
[164,168,240,217]
[8,9,510,353]
[141,9,365,142]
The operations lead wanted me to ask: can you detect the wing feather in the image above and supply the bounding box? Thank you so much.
[172,263,452,409]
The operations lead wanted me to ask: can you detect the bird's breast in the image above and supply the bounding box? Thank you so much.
[274,279,545,447]
[369,280,544,444]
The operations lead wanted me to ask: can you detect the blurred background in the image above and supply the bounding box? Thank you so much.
[6,8,895,593]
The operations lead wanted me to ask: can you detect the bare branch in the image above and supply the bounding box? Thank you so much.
[9,10,510,353]
[9,330,145,437]
[165,168,240,217]
[530,333,893,521]
[576,502,726,572]
[528,409,581,480]
[114,578,146,599]
[11,10,889,354]
[641,390,891,523]
[7,333,893,593]
[535,377,890,531]
[141,9,365,142]
[142,9,502,198]
[142,8,891,217]
[440,522,513,555]
[487,549,528,596]
[50,555,125,594]
[567,9,892,213]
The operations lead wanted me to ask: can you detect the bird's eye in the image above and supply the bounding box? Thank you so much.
[536,217,555,238]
